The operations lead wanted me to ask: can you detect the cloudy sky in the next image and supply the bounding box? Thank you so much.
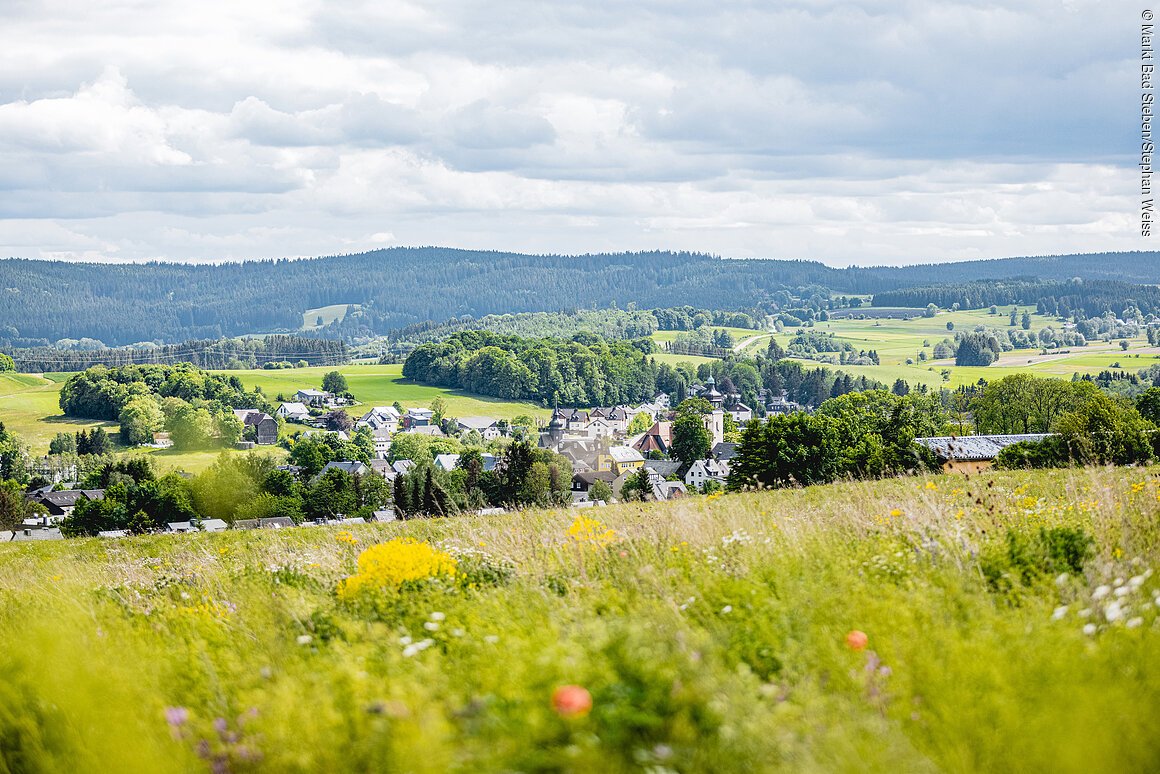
[0,0,1141,265]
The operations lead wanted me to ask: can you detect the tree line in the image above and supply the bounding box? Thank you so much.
[7,336,347,373]
[4,249,1159,348]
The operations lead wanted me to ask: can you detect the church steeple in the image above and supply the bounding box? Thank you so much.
[548,395,565,443]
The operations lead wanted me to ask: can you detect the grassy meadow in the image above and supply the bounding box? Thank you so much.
[756,309,1154,389]
[0,465,1158,772]
[0,365,549,472]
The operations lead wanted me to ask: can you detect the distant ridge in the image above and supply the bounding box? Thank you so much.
[0,248,1156,347]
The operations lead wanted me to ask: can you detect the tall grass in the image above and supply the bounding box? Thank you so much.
[0,466,1158,772]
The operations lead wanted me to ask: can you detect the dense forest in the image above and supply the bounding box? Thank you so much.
[871,279,1160,319]
[8,335,347,372]
[376,306,761,361]
[2,248,1158,348]
[59,364,272,421]
[403,331,886,410]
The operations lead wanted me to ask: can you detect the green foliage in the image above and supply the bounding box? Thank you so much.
[954,331,1001,366]
[589,478,613,503]
[0,352,13,371]
[59,364,271,421]
[980,526,1094,594]
[730,390,946,489]
[671,413,712,466]
[321,370,348,394]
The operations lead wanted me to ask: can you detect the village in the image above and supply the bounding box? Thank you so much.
[10,369,1053,542]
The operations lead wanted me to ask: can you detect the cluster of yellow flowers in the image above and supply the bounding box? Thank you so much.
[338,538,457,600]
[335,530,358,546]
[566,515,618,550]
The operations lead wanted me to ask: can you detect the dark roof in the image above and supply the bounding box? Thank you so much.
[643,459,682,477]
[712,442,739,461]
[573,471,617,485]
[34,489,104,508]
[914,434,1053,461]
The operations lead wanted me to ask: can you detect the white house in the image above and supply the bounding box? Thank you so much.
[585,417,615,438]
[295,389,333,407]
[277,402,311,422]
[357,406,400,431]
[729,403,753,424]
[456,416,503,441]
[684,459,730,490]
[371,427,392,459]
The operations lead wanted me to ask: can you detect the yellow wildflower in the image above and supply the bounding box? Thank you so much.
[336,530,358,545]
[338,538,457,600]
[566,515,619,550]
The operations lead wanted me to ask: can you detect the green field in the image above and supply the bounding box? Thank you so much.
[0,365,549,466]
[0,465,1156,771]
[759,308,1154,388]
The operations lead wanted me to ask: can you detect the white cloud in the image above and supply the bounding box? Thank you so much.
[0,0,1146,264]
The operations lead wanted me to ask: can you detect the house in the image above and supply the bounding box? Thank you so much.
[372,509,398,522]
[633,421,672,455]
[295,389,333,407]
[165,519,229,534]
[608,445,645,475]
[357,406,400,431]
[317,460,371,479]
[233,409,278,445]
[584,417,616,439]
[405,425,445,437]
[10,527,63,542]
[391,459,416,477]
[403,408,434,428]
[434,453,498,472]
[711,442,739,462]
[233,517,296,530]
[914,434,1053,474]
[589,407,630,435]
[456,416,503,441]
[371,427,392,458]
[571,471,617,498]
[643,459,683,478]
[276,402,311,422]
[684,459,730,491]
[28,489,105,522]
[611,468,687,502]
[369,459,396,480]
[97,530,129,539]
[560,408,589,432]
[729,403,753,423]
[151,432,173,449]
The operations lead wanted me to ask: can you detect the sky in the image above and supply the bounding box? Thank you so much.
[0,0,1143,266]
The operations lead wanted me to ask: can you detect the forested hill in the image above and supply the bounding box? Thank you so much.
[1,248,1157,347]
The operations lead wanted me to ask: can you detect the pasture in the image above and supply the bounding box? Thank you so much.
[0,465,1156,771]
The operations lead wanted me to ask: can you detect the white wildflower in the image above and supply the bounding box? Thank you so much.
[399,636,412,646]
[1055,573,1069,586]
[1083,624,1097,636]
[1127,617,1144,629]
[429,611,446,622]
[722,605,733,614]
[1079,608,1092,618]
[1114,586,1132,598]
[1092,585,1111,600]
[484,635,499,644]
[296,634,313,645]
[1104,602,1124,622]
[1129,575,1146,589]
[1051,606,1068,621]
[423,622,439,631]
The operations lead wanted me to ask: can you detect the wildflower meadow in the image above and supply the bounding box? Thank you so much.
[1,466,1158,772]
